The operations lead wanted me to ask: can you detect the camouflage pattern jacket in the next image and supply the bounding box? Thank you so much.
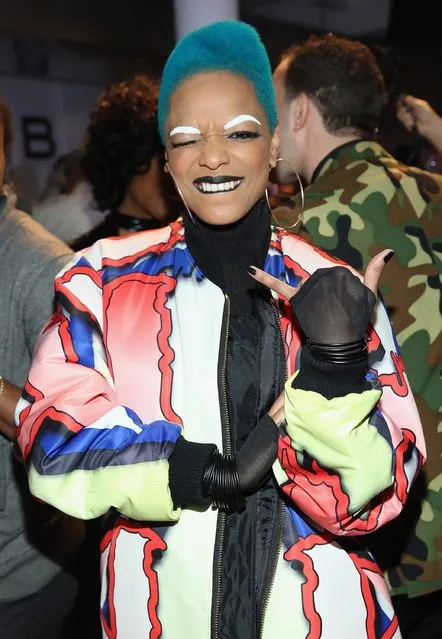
[294,140,442,598]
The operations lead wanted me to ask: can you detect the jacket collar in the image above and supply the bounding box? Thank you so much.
[311,139,386,183]
[171,213,287,283]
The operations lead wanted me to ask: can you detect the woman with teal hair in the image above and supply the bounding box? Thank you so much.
[17,20,424,638]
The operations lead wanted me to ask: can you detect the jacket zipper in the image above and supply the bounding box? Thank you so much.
[211,294,231,639]
[257,297,288,638]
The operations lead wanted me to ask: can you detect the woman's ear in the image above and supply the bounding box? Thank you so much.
[269,124,280,169]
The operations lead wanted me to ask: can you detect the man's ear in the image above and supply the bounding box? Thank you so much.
[289,93,309,134]
[269,125,280,169]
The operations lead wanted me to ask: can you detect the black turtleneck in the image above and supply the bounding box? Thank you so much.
[183,198,271,314]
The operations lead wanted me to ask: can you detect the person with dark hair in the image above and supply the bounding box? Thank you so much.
[72,75,176,251]
[0,98,85,638]
[274,34,442,639]
[0,99,13,166]
[17,22,424,638]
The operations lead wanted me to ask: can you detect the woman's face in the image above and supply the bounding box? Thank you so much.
[165,72,279,225]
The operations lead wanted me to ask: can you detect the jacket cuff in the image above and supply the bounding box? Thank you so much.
[292,346,370,399]
[168,437,217,509]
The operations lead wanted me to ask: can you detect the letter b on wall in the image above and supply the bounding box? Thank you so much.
[21,117,56,159]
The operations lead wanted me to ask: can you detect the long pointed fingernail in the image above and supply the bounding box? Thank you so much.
[383,251,395,264]
[247,266,256,275]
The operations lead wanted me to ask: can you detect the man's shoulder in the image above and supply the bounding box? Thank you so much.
[306,143,442,223]
[301,142,442,270]
[2,206,72,258]
[314,140,440,185]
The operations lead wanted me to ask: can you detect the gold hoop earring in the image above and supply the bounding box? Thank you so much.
[165,162,197,226]
[266,158,305,230]
[276,158,305,213]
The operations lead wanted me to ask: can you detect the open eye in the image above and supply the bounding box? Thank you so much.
[226,130,261,141]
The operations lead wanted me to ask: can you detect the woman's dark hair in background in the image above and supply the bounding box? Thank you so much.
[82,75,163,212]
[0,99,13,160]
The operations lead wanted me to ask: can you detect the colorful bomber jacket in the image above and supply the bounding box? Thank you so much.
[16,221,425,638]
[294,140,442,598]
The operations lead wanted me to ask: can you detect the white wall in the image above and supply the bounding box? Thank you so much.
[0,75,103,208]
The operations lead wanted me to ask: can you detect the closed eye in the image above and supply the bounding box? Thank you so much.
[226,130,261,141]
[171,138,201,148]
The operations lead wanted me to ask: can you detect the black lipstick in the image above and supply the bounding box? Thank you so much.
[193,175,243,185]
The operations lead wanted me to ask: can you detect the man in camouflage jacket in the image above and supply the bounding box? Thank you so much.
[274,34,442,636]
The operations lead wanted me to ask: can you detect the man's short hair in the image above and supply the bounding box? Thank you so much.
[281,34,387,137]
[0,99,13,159]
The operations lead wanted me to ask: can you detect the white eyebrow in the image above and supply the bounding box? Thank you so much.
[224,114,262,130]
[169,125,201,136]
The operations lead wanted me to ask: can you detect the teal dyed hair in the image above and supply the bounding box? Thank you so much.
[158,20,277,142]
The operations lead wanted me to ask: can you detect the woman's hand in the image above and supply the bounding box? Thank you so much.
[249,249,393,349]
[0,418,14,441]
[249,249,392,303]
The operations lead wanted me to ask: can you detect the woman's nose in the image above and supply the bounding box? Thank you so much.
[198,135,230,170]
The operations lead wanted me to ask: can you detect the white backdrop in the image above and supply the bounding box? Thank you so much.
[0,76,102,208]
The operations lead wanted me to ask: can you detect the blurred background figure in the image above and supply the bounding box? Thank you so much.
[397,96,442,155]
[273,33,442,639]
[395,95,442,172]
[33,150,101,244]
[71,75,178,251]
[38,149,85,201]
[0,97,85,639]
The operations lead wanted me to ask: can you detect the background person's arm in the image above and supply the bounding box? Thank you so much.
[0,378,21,439]
[397,95,442,154]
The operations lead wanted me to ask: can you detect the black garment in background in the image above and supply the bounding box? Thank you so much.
[0,569,77,639]
[62,520,103,639]
[70,211,163,251]
[394,590,442,639]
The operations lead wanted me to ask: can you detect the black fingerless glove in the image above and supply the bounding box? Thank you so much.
[290,266,376,364]
[202,415,278,514]
[169,415,278,514]
[236,414,278,492]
